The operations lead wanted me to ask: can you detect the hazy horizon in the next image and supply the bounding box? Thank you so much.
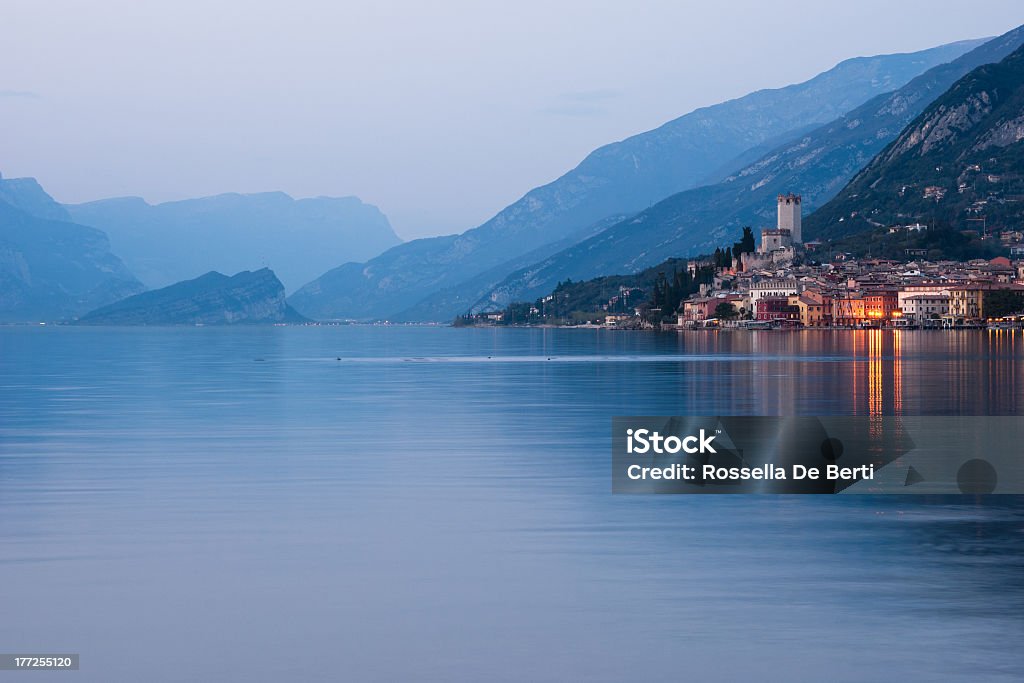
[2,0,1023,240]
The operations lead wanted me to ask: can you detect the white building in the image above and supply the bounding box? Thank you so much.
[901,294,950,323]
[897,285,953,315]
[750,278,799,316]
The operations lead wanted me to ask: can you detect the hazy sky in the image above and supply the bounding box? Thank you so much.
[2,1,1022,239]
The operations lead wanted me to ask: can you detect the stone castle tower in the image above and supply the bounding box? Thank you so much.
[777,193,802,243]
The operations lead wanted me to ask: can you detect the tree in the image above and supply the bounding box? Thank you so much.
[983,289,1024,319]
[713,247,733,269]
[733,226,756,257]
[714,302,738,320]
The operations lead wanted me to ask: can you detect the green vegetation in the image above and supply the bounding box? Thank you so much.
[453,260,715,326]
[712,227,756,269]
[455,227,757,326]
[984,289,1024,318]
[646,265,717,323]
[715,302,739,320]
[808,43,1024,240]
[824,222,1007,261]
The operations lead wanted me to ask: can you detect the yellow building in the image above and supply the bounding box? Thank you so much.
[947,287,985,321]
[832,294,865,327]
[789,291,830,327]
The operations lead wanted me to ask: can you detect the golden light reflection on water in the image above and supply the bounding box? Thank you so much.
[868,330,882,421]
[852,329,1022,417]
[986,328,1020,413]
[893,330,902,416]
[673,327,1021,416]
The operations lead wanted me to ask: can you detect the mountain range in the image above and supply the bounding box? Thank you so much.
[0,173,401,321]
[8,29,1022,325]
[462,26,1024,314]
[288,39,985,321]
[807,42,1024,238]
[0,174,144,322]
[66,192,401,293]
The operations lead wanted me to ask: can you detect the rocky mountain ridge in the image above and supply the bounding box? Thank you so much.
[80,268,307,325]
[807,42,1024,237]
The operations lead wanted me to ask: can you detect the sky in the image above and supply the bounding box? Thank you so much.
[2,1,1022,240]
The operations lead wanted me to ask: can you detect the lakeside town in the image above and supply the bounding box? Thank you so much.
[461,194,1024,331]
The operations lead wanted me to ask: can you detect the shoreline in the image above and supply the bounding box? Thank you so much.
[452,323,1014,332]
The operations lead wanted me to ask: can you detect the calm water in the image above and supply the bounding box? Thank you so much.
[1,326,1023,682]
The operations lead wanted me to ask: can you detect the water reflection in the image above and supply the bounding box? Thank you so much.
[0,327,1022,682]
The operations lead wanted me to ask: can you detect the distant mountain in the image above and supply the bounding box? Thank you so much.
[470,26,1024,313]
[80,268,307,325]
[289,39,984,321]
[66,192,401,292]
[397,214,630,322]
[806,43,1024,238]
[0,177,144,322]
[0,173,72,221]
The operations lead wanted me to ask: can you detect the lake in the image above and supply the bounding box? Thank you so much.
[1,326,1022,681]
